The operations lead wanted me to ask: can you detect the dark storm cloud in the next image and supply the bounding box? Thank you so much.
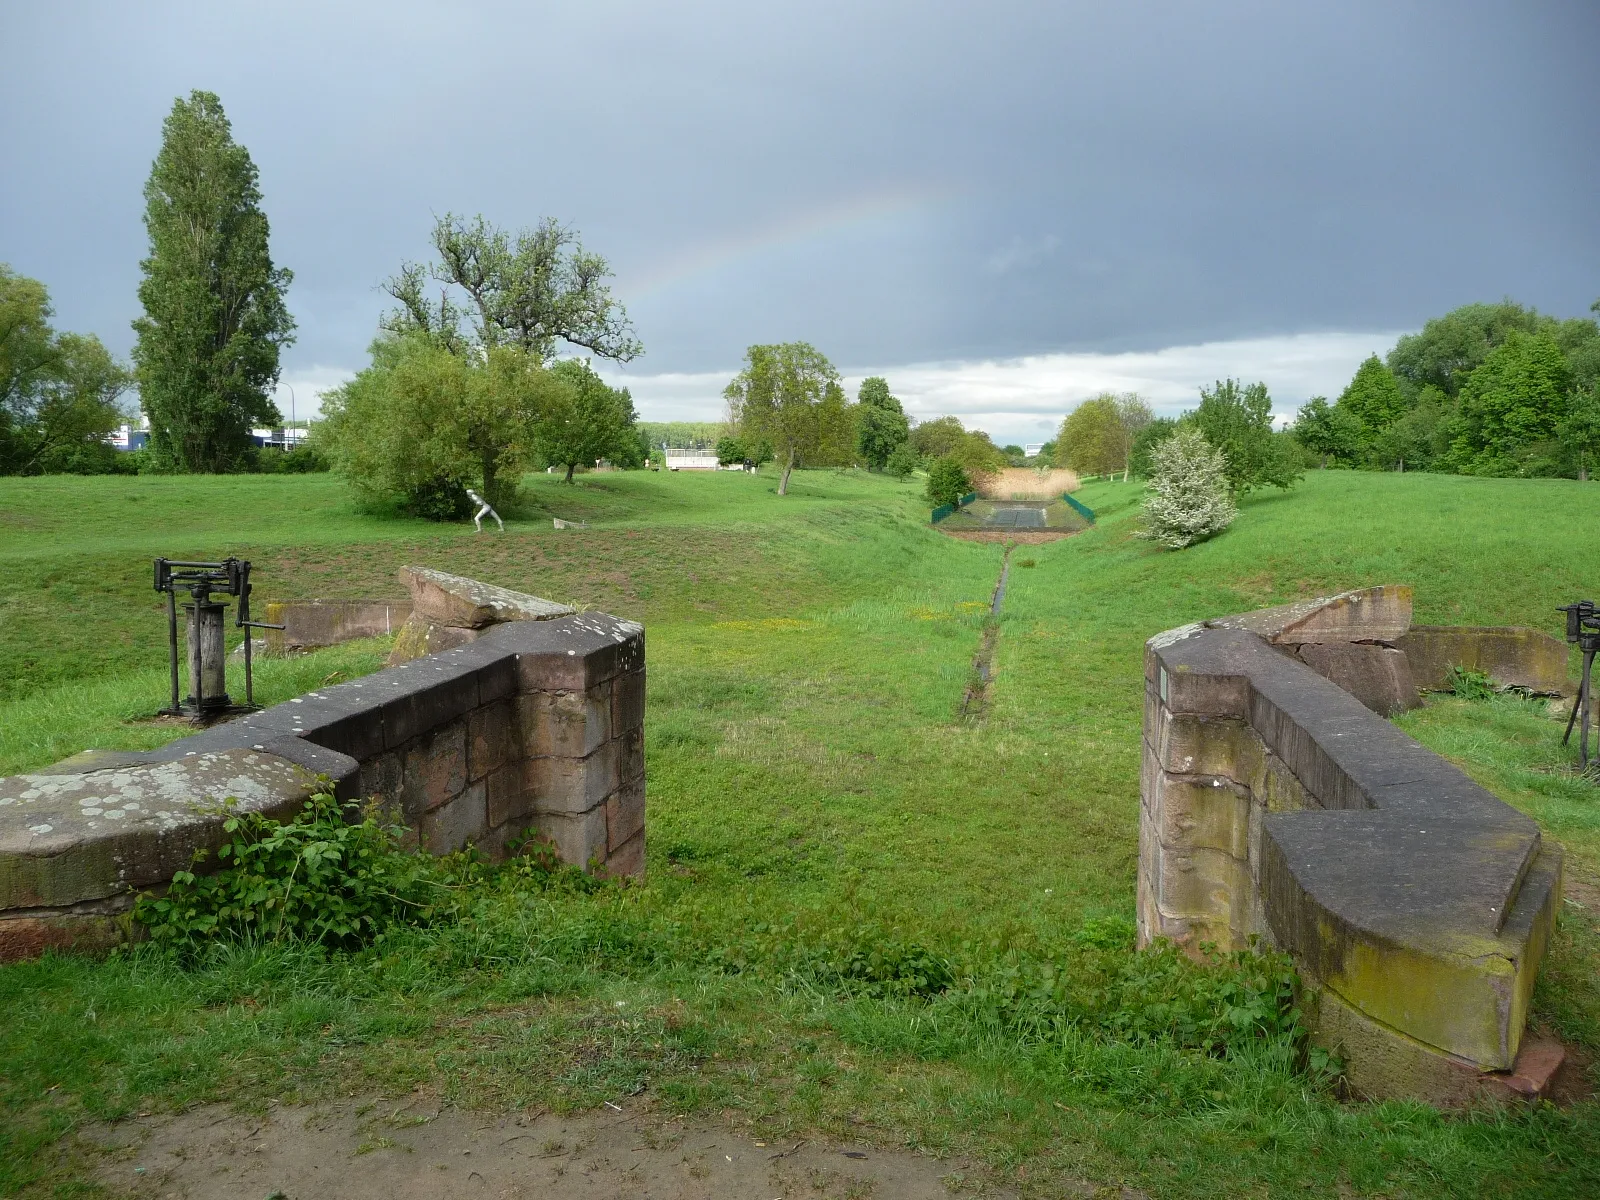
[2,0,1596,386]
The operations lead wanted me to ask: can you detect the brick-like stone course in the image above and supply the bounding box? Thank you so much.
[0,610,646,961]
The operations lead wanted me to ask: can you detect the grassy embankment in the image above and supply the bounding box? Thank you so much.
[0,467,1598,1198]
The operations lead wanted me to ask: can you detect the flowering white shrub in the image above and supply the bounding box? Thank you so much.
[1138,428,1237,548]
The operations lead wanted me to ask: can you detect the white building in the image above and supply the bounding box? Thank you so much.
[1024,442,1046,458]
[664,448,719,470]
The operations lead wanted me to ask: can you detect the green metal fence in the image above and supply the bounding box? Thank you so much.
[931,491,981,523]
[1063,493,1096,523]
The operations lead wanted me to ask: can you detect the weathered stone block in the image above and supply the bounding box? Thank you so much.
[1158,663,1250,717]
[0,750,319,910]
[1152,842,1253,928]
[263,599,413,653]
[1296,642,1418,716]
[485,761,534,828]
[606,775,646,852]
[512,615,645,692]
[517,685,611,759]
[399,723,468,817]
[1305,984,1564,1105]
[525,742,621,815]
[1210,585,1413,646]
[401,565,575,629]
[357,749,404,810]
[602,831,645,878]
[1272,584,1412,645]
[420,782,486,853]
[1153,710,1261,778]
[611,669,646,734]
[1399,625,1571,695]
[616,725,645,786]
[468,700,514,781]
[529,805,608,868]
[0,906,128,960]
[1150,772,1251,860]
[381,667,480,747]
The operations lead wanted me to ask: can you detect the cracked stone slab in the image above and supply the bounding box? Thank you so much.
[400,566,574,629]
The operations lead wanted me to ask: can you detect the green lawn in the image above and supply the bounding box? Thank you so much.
[1,466,1598,1198]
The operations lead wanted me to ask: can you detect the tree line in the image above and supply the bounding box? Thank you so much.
[1055,379,1302,496]
[1,86,1007,512]
[1290,301,1600,478]
[717,342,1013,501]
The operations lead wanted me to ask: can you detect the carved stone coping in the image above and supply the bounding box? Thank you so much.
[1145,621,1561,1075]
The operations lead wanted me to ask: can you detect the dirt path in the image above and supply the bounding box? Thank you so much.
[86,1097,1026,1200]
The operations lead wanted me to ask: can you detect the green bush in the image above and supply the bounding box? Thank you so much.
[925,455,970,508]
[280,445,329,473]
[133,789,599,954]
[884,441,918,478]
[1138,428,1237,549]
[135,792,438,951]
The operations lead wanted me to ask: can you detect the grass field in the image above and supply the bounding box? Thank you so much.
[2,466,1599,1197]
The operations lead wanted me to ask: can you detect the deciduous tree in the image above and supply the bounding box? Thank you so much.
[856,376,910,469]
[925,456,970,508]
[384,214,640,364]
[1448,330,1571,475]
[539,359,639,482]
[1,266,131,475]
[1128,418,1176,477]
[724,342,854,495]
[319,335,555,517]
[1561,384,1600,481]
[1057,395,1122,476]
[1188,379,1301,493]
[1337,356,1409,439]
[1291,397,1363,467]
[133,91,294,472]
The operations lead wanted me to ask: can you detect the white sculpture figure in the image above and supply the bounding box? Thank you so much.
[465,487,503,533]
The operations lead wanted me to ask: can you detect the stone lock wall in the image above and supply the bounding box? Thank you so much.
[0,610,645,962]
[1140,586,1566,1104]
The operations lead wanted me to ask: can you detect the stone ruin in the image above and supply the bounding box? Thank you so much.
[0,570,645,962]
[1141,585,1568,1104]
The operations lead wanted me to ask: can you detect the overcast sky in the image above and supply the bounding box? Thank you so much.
[3,1,1596,443]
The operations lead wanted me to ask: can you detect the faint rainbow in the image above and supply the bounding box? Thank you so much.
[619,184,952,301]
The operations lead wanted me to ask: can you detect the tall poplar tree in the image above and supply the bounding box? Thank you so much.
[133,91,294,472]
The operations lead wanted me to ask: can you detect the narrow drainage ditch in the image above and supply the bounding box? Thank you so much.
[958,545,1013,723]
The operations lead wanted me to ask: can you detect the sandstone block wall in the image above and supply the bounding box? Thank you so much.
[1140,587,1565,1105]
[262,599,413,652]
[1397,625,1570,694]
[0,612,645,960]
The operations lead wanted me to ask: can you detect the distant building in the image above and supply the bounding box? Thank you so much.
[108,424,149,451]
[1024,443,1046,458]
[250,427,311,450]
[664,448,719,470]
